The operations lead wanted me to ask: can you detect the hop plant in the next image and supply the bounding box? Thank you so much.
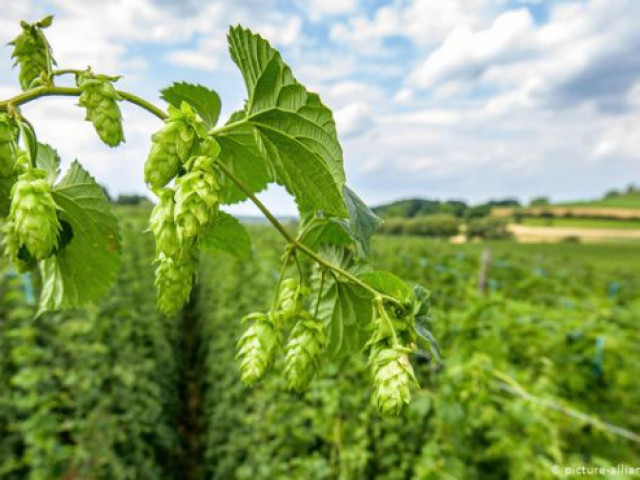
[10,16,55,90]
[78,73,124,147]
[0,114,19,177]
[154,249,198,315]
[144,102,204,188]
[369,345,417,416]
[174,155,220,241]
[148,188,180,258]
[284,312,326,392]
[8,167,61,260]
[236,312,280,386]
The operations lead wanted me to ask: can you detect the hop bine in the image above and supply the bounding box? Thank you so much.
[0,114,19,177]
[236,312,280,386]
[10,16,55,90]
[174,154,220,241]
[8,166,61,261]
[78,73,125,147]
[144,102,205,188]
[284,311,326,392]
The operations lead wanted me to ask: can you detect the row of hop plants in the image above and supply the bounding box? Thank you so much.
[196,228,640,479]
[0,218,184,480]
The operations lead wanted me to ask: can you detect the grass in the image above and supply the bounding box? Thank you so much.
[519,217,640,229]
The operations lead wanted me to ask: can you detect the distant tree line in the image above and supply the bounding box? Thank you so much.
[372,198,521,220]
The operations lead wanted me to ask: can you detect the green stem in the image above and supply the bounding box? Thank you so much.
[0,86,168,120]
[215,161,400,306]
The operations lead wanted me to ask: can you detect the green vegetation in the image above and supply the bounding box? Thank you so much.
[520,217,640,229]
[558,191,640,209]
[1,213,639,478]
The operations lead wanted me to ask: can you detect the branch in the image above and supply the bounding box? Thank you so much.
[0,86,167,120]
[0,85,401,308]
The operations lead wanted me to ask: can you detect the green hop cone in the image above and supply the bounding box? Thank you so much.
[78,73,124,147]
[284,312,326,392]
[174,155,219,241]
[9,168,61,260]
[154,249,198,316]
[144,102,204,188]
[276,278,304,319]
[370,345,417,416]
[10,16,55,91]
[149,188,180,258]
[0,114,19,177]
[235,312,279,386]
[2,220,31,272]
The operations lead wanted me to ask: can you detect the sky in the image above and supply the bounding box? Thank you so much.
[0,0,638,215]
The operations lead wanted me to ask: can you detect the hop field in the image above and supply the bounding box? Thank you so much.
[1,207,639,479]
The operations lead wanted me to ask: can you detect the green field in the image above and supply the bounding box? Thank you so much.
[519,216,640,229]
[558,192,640,209]
[1,210,639,479]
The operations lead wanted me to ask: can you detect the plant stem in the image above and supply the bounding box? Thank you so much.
[214,161,399,305]
[0,86,168,120]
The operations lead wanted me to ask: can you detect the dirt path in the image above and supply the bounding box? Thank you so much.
[508,224,640,242]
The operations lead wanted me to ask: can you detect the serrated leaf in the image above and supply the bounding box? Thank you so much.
[313,247,373,357]
[35,142,60,185]
[217,122,271,204]
[344,186,381,257]
[161,82,221,128]
[413,284,440,361]
[38,161,121,313]
[226,26,347,217]
[298,216,353,251]
[359,270,414,305]
[200,211,251,259]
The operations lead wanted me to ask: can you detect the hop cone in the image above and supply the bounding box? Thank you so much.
[284,312,326,392]
[10,16,55,90]
[370,345,417,416]
[9,168,61,260]
[0,114,19,177]
[154,249,198,316]
[149,188,180,258]
[276,278,303,319]
[144,103,203,188]
[78,74,124,147]
[235,312,279,386]
[2,220,31,272]
[174,156,219,241]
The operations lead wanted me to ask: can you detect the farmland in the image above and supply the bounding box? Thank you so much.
[1,207,639,479]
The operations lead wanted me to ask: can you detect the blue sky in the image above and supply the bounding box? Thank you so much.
[0,0,638,215]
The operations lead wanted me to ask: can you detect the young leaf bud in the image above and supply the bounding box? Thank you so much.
[235,312,279,386]
[284,312,326,392]
[10,17,55,90]
[78,73,125,147]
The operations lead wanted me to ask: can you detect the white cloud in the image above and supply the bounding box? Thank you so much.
[305,0,359,22]
[335,102,373,138]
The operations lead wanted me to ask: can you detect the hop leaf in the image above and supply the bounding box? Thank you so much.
[174,155,219,241]
[284,312,326,392]
[149,188,180,258]
[78,73,125,147]
[144,102,204,188]
[235,312,279,386]
[10,16,55,90]
[8,168,61,260]
[0,114,19,177]
[370,345,417,416]
[154,248,197,315]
